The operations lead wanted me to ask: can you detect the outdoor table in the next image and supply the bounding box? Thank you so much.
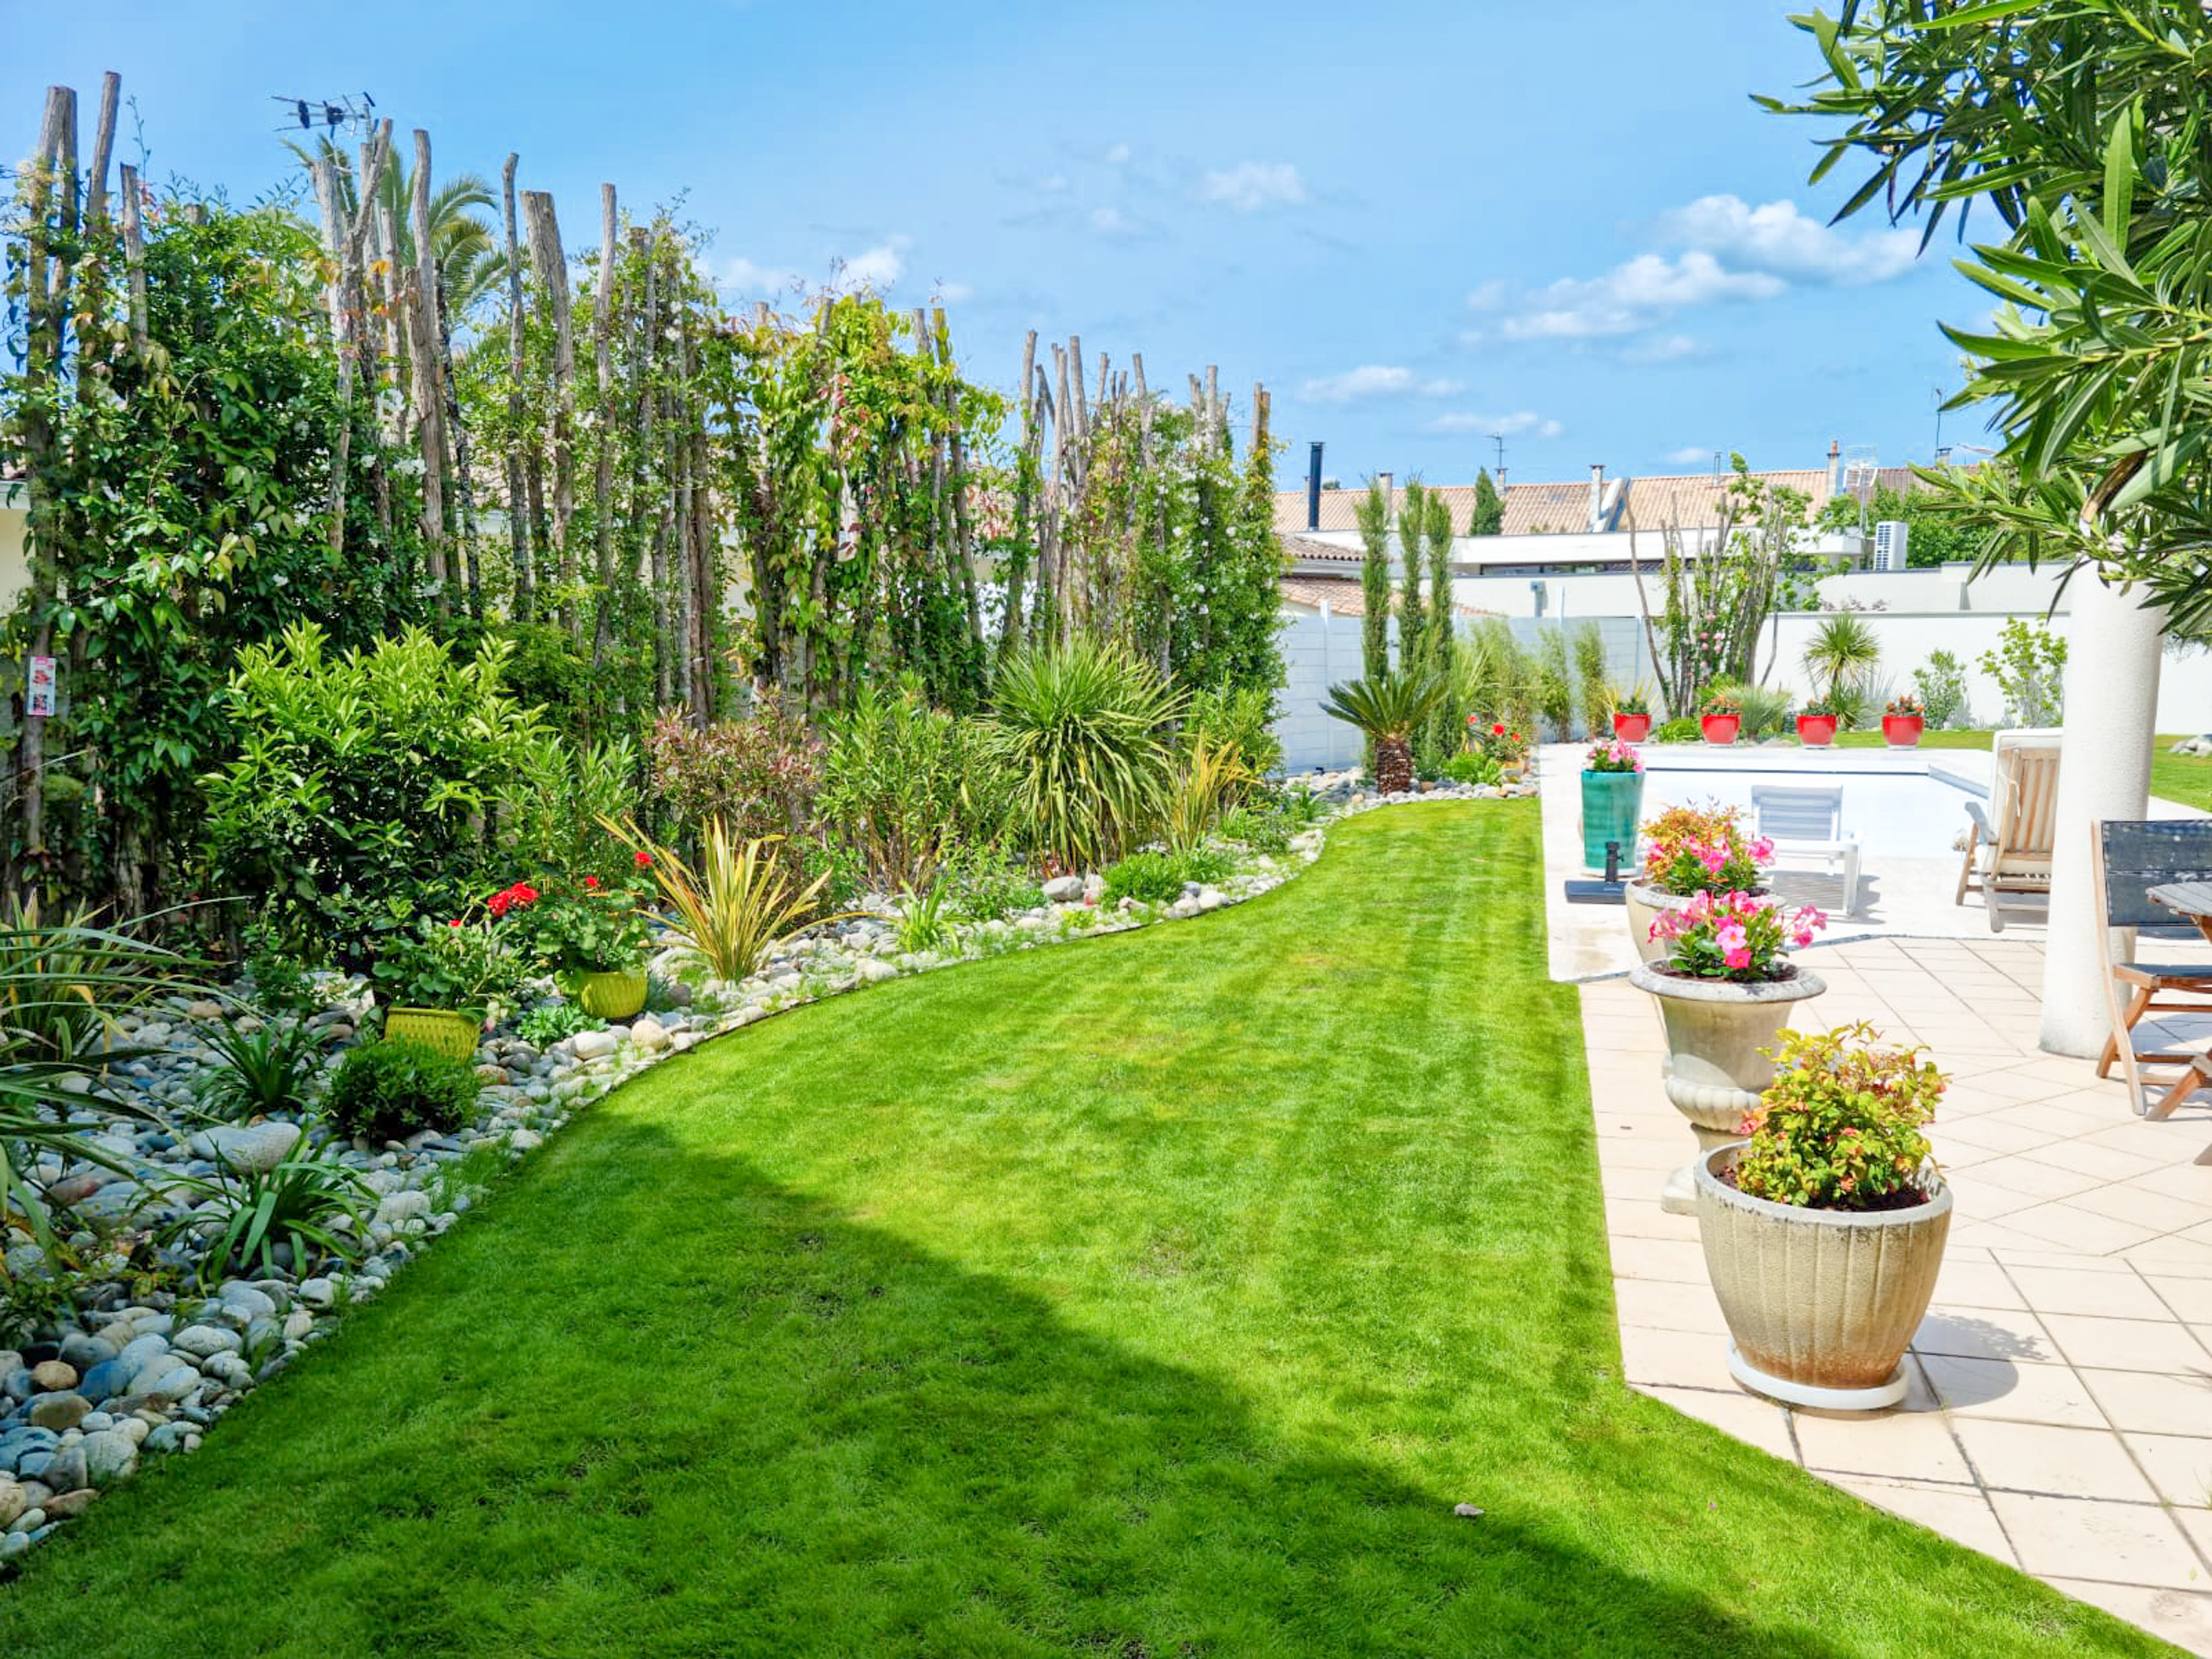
[2148,881,2212,945]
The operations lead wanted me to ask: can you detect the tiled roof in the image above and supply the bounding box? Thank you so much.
[1278,573,1495,619]
[1272,464,1917,540]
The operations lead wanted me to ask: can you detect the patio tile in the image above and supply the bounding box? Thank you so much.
[1933,1256,2027,1311]
[1832,1475,2017,1564]
[1617,1324,1735,1393]
[2146,1276,2212,1323]
[1612,1276,1729,1336]
[2121,1240,2212,1279]
[1792,1405,1974,1485]
[2009,1265,2175,1320]
[2123,1433,2212,1509]
[2039,1313,2212,1377]
[1950,1418,2159,1502]
[2044,1577,2212,1655]
[2068,1182,2212,1234]
[1936,1116,2077,1156]
[1990,1248,2141,1275]
[2080,1367,2212,1437]
[1918,1354,2107,1428]
[2000,1202,2166,1256]
[1636,1384,1799,1462]
[1602,1197,1701,1242]
[1987,1491,2207,1588]
[1608,1236,1709,1284]
[1913,1303,2056,1365]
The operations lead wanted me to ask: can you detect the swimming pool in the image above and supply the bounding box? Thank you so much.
[1635,746,1991,862]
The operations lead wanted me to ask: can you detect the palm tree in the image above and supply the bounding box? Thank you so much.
[286,138,508,322]
[1322,670,1448,795]
[1802,613,1883,724]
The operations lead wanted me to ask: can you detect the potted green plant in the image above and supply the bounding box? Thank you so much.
[370,915,519,1060]
[492,856,658,1019]
[1696,1022,1950,1409]
[1699,692,1742,746]
[1628,887,1827,1211]
[1623,804,1771,965]
[1882,693,1925,749]
[1467,717,1531,782]
[1611,692,1652,745]
[1795,696,1839,748]
[1579,737,1645,871]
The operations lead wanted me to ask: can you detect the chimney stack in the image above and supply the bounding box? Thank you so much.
[1307,441,1324,532]
[1827,438,1843,498]
[1377,470,1394,520]
[1588,463,1605,534]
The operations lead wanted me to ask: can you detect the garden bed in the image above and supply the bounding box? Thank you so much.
[0,778,1525,1566]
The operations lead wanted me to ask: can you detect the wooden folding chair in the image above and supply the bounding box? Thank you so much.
[2091,819,2212,1117]
[1956,728,2063,932]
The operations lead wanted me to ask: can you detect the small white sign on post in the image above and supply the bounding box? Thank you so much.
[26,654,56,718]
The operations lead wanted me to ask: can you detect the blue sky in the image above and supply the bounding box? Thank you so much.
[4,0,1989,491]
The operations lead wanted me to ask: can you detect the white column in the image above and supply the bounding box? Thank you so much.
[2039,571,2168,1057]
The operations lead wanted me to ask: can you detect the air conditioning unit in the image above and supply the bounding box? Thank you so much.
[1872,520,1909,572]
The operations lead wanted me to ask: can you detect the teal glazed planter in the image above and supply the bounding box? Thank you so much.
[1581,768,1644,872]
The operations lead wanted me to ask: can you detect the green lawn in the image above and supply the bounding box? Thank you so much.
[0,807,2169,1656]
[1833,727,2212,811]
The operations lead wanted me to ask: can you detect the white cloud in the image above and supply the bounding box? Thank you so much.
[1650,194,1917,286]
[1199,161,1308,214]
[715,254,805,297]
[1040,172,1069,193]
[1622,333,1708,365]
[1090,206,1143,237]
[934,280,974,305]
[1477,193,1921,344]
[1501,252,1782,340]
[1300,365,1462,403]
[1665,445,1714,465]
[1425,410,1563,438]
[1104,142,1131,165]
[837,235,909,291]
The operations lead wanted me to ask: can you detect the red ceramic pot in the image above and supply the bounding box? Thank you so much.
[1701,713,1742,746]
[1882,713,1924,749]
[1613,711,1653,744]
[1796,714,1838,748]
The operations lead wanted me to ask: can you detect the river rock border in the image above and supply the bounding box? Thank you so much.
[0,776,1532,1567]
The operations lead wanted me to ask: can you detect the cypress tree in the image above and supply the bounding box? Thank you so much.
[1397,478,1427,677]
[1469,468,1503,535]
[1422,491,1457,768]
[1354,480,1393,683]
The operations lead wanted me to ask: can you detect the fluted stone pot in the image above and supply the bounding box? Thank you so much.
[1628,961,1827,1211]
[1695,1142,1951,1410]
[1622,881,1694,965]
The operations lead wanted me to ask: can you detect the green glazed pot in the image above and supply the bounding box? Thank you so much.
[1580,768,1644,872]
[577,968,648,1020]
[385,1006,482,1061]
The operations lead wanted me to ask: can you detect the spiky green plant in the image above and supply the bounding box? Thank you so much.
[607,818,832,983]
[1321,670,1448,795]
[986,639,1187,874]
[1803,614,1884,723]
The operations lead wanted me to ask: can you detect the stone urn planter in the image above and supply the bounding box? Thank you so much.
[1695,1143,1951,1409]
[1622,881,1697,965]
[1580,767,1644,872]
[384,1006,482,1060]
[1627,962,1827,1208]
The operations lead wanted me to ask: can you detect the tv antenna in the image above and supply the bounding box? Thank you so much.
[271,92,376,140]
[1491,431,1507,491]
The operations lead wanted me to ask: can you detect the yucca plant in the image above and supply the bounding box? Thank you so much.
[1,912,195,1258]
[1803,614,1884,724]
[1163,738,1254,854]
[152,1146,373,1286]
[607,817,833,983]
[1322,670,1448,795]
[987,638,1187,874]
[195,1018,331,1123]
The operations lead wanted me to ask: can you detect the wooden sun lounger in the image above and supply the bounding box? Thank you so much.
[1957,728,2064,932]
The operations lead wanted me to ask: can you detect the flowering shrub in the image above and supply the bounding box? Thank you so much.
[1639,802,1771,896]
[492,859,657,977]
[646,695,819,847]
[1799,697,1837,719]
[1648,889,1825,979]
[1885,693,1924,718]
[1734,1023,1943,1211]
[1467,718,1530,767]
[1702,691,1743,717]
[1583,738,1643,775]
[369,915,522,1012]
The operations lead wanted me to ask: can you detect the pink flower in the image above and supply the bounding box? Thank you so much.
[1750,836,1776,863]
[1716,922,1747,954]
[1793,929,1815,949]
[1724,947,1752,970]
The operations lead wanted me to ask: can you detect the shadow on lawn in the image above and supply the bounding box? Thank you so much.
[8,1119,1895,1659]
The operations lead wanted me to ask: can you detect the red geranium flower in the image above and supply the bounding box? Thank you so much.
[583,875,601,890]
[448,919,463,929]
[634,852,653,869]
[1491,722,1507,736]
[487,893,510,917]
